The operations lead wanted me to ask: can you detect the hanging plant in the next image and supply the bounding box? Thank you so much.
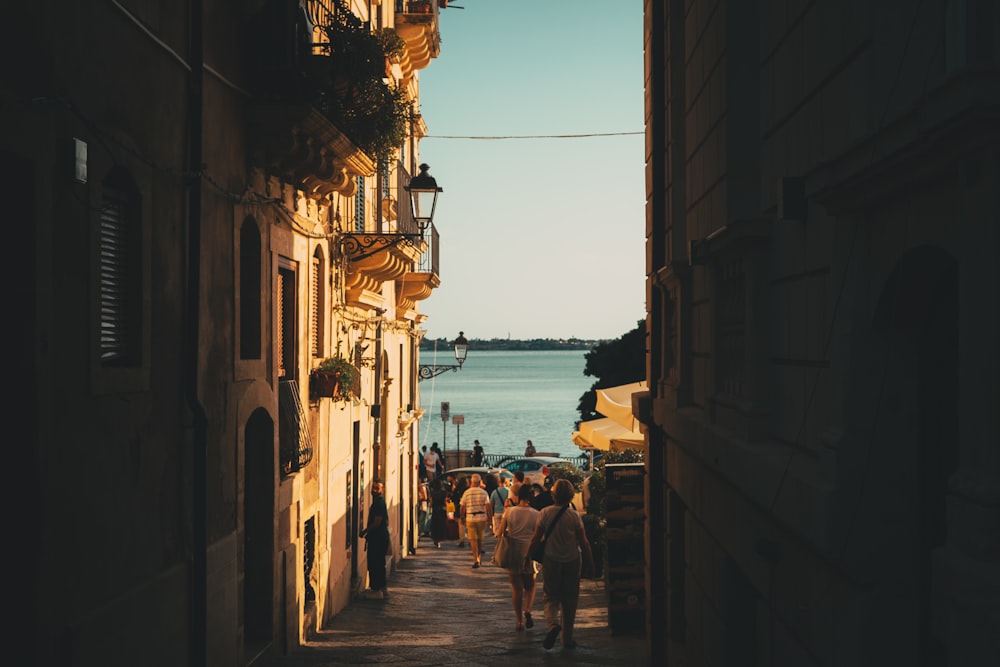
[376,28,407,63]
[310,355,359,400]
[312,2,411,162]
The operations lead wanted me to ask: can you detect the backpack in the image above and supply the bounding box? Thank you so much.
[491,487,509,512]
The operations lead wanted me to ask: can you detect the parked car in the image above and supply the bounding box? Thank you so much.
[445,466,514,484]
[577,449,604,472]
[497,456,579,486]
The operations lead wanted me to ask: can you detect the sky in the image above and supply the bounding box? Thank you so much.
[414,0,646,342]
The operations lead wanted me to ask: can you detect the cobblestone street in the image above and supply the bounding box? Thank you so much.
[262,532,649,666]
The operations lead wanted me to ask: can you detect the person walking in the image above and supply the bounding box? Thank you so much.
[417,480,430,537]
[417,446,428,482]
[530,476,554,511]
[451,475,470,547]
[431,442,445,477]
[489,474,510,535]
[524,439,537,456]
[527,478,595,650]
[495,483,540,631]
[459,473,492,568]
[424,444,442,482]
[472,439,485,467]
[508,471,525,507]
[429,478,448,548]
[360,480,391,600]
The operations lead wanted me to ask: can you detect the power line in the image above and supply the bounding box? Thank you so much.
[424,131,643,140]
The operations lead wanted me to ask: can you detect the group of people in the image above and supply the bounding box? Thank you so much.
[420,442,445,481]
[495,476,595,650]
[371,437,594,651]
[427,470,594,650]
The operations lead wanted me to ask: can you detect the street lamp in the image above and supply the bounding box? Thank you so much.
[419,331,469,381]
[339,163,443,259]
[404,163,442,236]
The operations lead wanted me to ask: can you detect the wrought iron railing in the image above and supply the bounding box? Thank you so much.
[418,223,439,275]
[278,379,315,476]
[394,161,418,236]
[482,453,593,470]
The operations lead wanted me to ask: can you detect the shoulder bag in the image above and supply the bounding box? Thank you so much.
[491,529,512,568]
[529,505,569,564]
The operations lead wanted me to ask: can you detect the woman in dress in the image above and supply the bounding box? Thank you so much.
[495,483,540,631]
[527,478,595,650]
[429,478,448,548]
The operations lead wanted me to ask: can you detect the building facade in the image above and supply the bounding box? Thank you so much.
[6,1,447,665]
[643,0,998,665]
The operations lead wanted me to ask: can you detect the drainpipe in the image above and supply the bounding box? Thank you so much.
[647,1,668,663]
[372,317,384,480]
[186,0,208,665]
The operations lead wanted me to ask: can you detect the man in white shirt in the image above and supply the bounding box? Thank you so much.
[424,444,441,481]
[459,473,492,569]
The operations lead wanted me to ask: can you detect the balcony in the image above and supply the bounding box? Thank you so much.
[342,162,441,310]
[246,1,417,192]
[395,0,442,78]
[278,379,315,477]
[398,223,440,315]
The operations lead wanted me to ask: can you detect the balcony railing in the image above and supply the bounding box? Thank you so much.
[418,223,439,276]
[278,379,315,477]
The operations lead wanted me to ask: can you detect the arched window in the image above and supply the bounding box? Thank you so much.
[99,167,142,367]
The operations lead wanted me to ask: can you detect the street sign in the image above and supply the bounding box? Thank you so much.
[440,401,450,421]
[452,415,464,424]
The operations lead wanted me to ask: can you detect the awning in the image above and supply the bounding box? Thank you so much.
[572,417,645,452]
[595,381,647,431]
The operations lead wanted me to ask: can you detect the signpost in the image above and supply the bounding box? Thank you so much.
[440,402,450,451]
[452,414,464,451]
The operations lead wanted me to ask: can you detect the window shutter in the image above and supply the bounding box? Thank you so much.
[99,181,139,366]
[310,255,321,356]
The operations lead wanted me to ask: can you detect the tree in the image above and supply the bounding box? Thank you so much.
[576,320,645,423]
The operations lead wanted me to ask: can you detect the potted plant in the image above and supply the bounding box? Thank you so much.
[375,28,406,64]
[310,355,358,400]
[313,5,412,163]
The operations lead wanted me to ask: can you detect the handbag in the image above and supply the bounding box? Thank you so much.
[530,505,569,564]
[491,531,512,568]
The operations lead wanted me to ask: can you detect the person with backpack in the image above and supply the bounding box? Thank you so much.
[489,474,510,535]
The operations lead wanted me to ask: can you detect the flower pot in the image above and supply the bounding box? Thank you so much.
[310,370,345,400]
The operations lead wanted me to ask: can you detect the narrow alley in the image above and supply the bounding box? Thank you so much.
[261,532,649,666]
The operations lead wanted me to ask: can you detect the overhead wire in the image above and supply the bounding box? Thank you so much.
[424,131,643,140]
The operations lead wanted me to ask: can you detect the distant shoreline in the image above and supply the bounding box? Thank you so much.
[419,337,602,352]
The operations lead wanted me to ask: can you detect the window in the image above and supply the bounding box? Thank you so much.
[310,248,323,357]
[345,471,353,549]
[99,168,142,367]
[277,259,297,380]
[240,218,262,360]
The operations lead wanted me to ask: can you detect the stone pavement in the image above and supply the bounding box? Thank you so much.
[262,531,649,666]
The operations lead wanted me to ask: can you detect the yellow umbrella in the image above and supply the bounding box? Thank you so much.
[572,417,644,452]
[594,381,647,431]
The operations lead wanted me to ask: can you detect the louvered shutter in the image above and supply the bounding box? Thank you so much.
[310,255,321,356]
[99,183,139,366]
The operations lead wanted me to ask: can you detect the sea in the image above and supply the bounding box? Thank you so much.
[416,349,594,461]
